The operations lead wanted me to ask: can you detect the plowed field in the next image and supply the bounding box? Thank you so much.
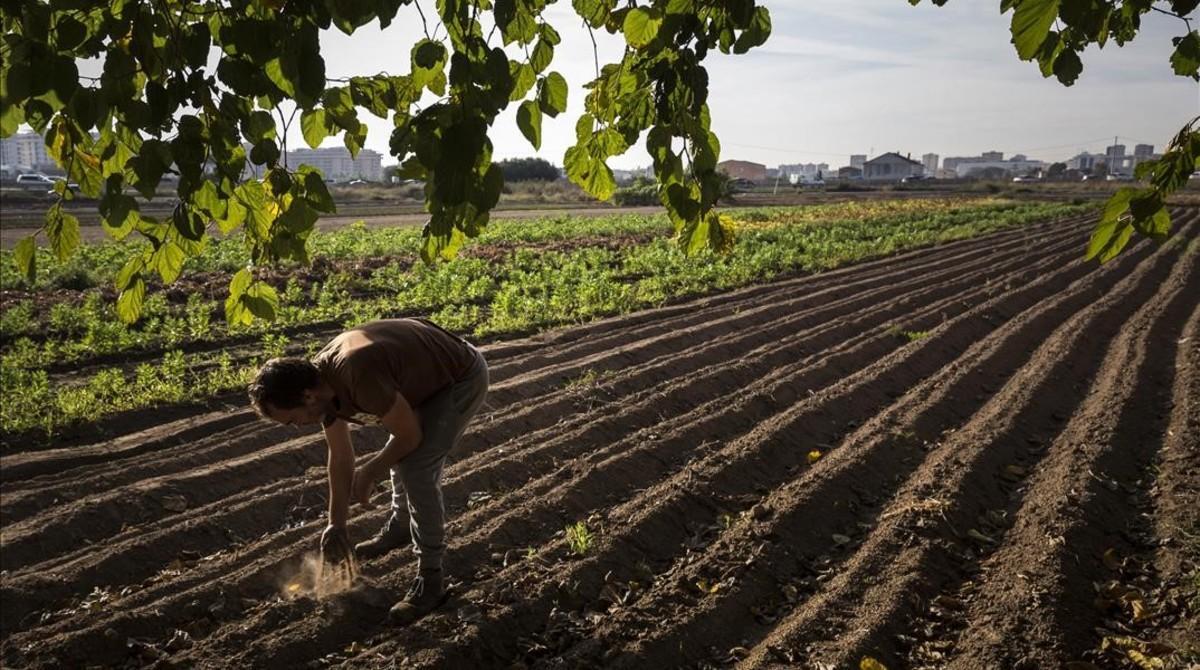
[2,209,1197,669]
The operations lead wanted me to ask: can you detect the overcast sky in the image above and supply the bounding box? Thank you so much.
[316,1,1197,170]
[63,2,1198,170]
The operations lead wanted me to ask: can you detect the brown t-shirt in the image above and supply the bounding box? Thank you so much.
[313,318,476,426]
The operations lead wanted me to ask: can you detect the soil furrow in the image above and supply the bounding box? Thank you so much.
[2,218,1099,662]
[741,228,1199,670]
[1148,278,1200,659]
[939,250,1199,669]
[0,219,1089,605]
[548,217,1195,669]
[314,221,1162,668]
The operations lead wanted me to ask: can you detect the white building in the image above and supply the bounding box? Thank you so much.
[285,147,383,182]
[922,153,939,173]
[953,155,1046,178]
[0,131,54,172]
[862,152,924,181]
[849,154,867,170]
[1066,152,1101,171]
[779,162,830,183]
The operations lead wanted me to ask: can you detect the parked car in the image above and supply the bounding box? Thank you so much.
[15,173,55,189]
[1012,175,1040,183]
[900,175,929,184]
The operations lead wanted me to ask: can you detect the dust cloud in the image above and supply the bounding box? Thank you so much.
[278,552,360,600]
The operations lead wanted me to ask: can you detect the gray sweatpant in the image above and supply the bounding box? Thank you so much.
[389,346,488,571]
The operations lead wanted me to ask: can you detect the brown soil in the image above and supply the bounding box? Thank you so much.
[1,211,1196,669]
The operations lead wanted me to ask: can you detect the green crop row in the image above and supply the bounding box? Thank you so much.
[0,198,1095,439]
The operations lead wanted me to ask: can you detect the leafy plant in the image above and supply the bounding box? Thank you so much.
[5,0,1186,329]
[564,521,594,556]
[1,0,773,324]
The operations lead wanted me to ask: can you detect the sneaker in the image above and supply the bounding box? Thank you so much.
[388,569,447,625]
[354,514,409,560]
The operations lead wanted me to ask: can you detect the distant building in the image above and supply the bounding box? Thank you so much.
[1128,143,1160,174]
[922,153,939,173]
[934,168,959,180]
[942,156,974,171]
[0,131,54,172]
[954,155,1046,178]
[863,152,923,181]
[286,147,383,181]
[837,166,862,179]
[849,154,867,170]
[1067,152,1102,171]
[981,151,1004,161]
[779,162,829,182]
[717,159,768,182]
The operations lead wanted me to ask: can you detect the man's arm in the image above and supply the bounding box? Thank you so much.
[350,392,423,505]
[324,418,355,527]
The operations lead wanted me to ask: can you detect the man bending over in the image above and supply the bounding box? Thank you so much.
[248,318,488,624]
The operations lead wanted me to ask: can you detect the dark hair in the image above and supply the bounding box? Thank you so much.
[248,357,320,416]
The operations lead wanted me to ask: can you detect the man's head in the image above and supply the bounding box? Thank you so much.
[248,357,328,426]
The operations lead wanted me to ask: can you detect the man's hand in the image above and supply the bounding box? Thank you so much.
[320,523,354,568]
[350,458,382,508]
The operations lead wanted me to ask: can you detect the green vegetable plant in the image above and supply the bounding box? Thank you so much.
[565,521,594,556]
[2,0,1189,330]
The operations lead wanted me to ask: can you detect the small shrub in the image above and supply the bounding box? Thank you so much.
[565,521,594,556]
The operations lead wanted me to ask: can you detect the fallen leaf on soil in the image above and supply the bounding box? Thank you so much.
[860,657,888,670]
[1103,548,1122,571]
[1125,650,1164,670]
[807,450,822,464]
[832,534,852,546]
[967,529,995,544]
[160,495,188,512]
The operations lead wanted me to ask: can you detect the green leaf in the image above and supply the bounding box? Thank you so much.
[1011,0,1061,60]
[302,169,337,212]
[229,267,253,299]
[13,236,36,283]
[244,110,277,143]
[264,55,297,97]
[539,71,569,117]
[115,255,144,291]
[1170,32,1200,80]
[509,62,537,102]
[517,100,543,150]
[412,39,447,93]
[301,108,330,148]
[1087,187,1136,262]
[565,144,616,200]
[219,196,248,235]
[244,281,279,320]
[152,241,186,283]
[249,139,281,166]
[117,277,146,324]
[530,38,554,73]
[573,0,614,28]
[46,209,80,262]
[623,7,663,48]
[1052,47,1083,85]
[421,224,466,264]
[733,7,772,54]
